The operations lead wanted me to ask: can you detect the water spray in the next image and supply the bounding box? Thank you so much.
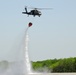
[24,22,33,74]
[0,22,33,75]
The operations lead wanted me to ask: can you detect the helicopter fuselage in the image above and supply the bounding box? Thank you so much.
[22,8,42,17]
[30,10,41,16]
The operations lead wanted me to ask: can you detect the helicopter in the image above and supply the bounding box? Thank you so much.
[22,6,52,17]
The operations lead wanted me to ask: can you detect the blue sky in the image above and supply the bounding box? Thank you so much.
[0,0,76,61]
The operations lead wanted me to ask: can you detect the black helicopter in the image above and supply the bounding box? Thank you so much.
[22,6,52,17]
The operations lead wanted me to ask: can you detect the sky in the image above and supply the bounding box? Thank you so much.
[0,0,76,62]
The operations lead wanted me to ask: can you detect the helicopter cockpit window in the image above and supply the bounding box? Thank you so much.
[38,11,42,14]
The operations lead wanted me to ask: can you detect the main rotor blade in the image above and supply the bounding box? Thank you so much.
[37,8,53,10]
[25,6,53,10]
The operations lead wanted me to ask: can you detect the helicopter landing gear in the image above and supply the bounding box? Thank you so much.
[38,15,40,17]
[33,15,35,17]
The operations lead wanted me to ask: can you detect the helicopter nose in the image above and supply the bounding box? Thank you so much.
[39,12,42,15]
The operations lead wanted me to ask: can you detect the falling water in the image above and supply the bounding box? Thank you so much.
[24,33,32,74]
[0,27,33,75]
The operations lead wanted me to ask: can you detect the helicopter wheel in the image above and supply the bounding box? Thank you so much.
[33,15,35,17]
[38,15,40,17]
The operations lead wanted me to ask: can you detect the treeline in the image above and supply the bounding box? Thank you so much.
[31,57,76,72]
